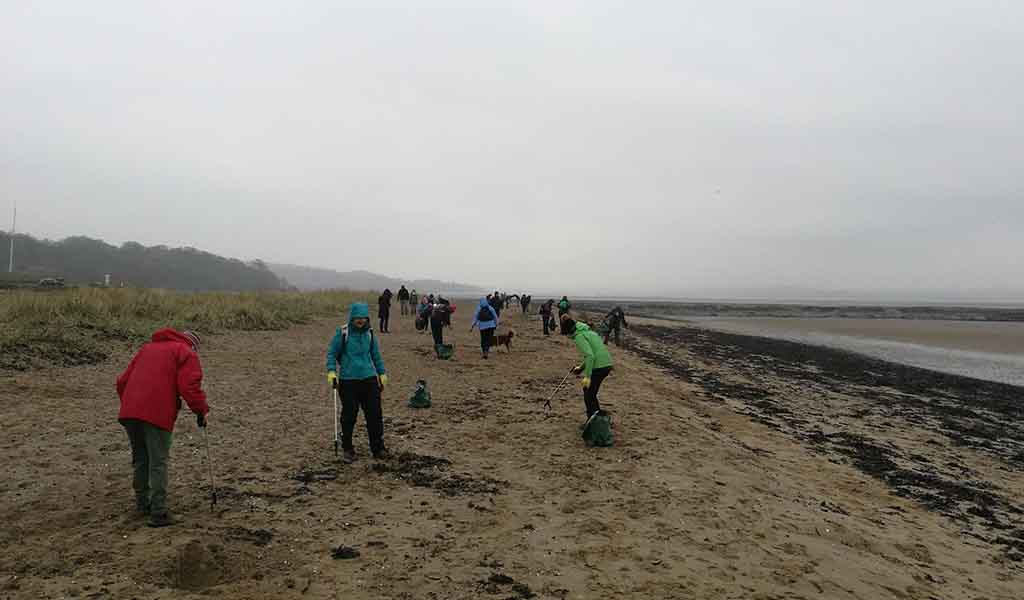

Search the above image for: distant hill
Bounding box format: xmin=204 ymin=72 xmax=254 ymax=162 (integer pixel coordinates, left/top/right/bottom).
xmin=269 ymin=263 xmax=483 ymax=295
xmin=1 ymin=232 xmax=284 ymax=291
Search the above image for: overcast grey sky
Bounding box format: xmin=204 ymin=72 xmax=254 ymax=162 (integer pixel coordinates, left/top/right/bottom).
xmin=2 ymin=1 xmax=1021 ymax=298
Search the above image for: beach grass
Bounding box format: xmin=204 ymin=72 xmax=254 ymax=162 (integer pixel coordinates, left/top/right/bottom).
xmin=0 ymin=287 xmax=369 ymax=370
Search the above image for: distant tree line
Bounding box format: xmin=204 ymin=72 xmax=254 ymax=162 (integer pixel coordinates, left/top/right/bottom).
xmin=0 ymin=232 xmax=285 ymax=291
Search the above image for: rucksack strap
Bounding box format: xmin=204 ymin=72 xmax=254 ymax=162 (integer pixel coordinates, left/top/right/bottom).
xmin=338 ymin=325 xmax=373 ymax=359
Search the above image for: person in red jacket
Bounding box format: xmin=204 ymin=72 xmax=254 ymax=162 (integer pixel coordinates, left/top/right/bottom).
xmin=116 ymin=329 xmax=209 ymax=527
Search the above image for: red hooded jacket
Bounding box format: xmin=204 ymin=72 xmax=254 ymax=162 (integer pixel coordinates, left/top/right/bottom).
xmin=117 ymin=329 xmax=209 ymax=432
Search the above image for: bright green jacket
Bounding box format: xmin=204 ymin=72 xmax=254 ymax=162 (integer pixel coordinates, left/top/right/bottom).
xmin=571 ymin=322 xmax=613 ymax=377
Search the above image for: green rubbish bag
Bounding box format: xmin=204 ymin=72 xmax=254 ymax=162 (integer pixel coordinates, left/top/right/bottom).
xmin=582 ymin=410 xmax=613 ymax=447
xmin=434 ymin=343 xmax=454 ymax=360
xmin=408 ymin=380 xmax=432 ymax=408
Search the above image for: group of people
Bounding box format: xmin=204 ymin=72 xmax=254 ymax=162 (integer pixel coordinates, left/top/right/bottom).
xmin=113 ymin=286 xmax=627 ymax=526
xmin=536 ymin=296 xmax=573 ymax=335
xmin=478 ymin=291 xmax=537 ymax=316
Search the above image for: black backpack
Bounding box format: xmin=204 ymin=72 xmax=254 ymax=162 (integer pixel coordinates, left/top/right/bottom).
xmin=477 ymin=305 xmax=493 ymax=322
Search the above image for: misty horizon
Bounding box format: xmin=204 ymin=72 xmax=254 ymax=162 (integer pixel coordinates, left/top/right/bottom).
xmin=3 ymin=2 xmax=1022 ymax=300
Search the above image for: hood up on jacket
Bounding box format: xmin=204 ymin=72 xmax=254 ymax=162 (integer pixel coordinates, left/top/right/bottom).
xmin=348 ymin=303 xmax=371 ymax=330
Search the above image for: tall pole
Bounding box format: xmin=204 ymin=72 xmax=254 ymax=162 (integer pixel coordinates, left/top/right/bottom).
xmin=7 ymin=200 xmax=14 ymax=273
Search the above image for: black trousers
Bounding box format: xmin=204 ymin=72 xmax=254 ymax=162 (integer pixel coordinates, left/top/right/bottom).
xmin=340 ymin=377 xmax=384 ymax=453
xmin=583 ymin=366 xmax=612 ymax=417
xmin=558 ymin=310 xmax=570 ymax=334
xmin=379 ymin=310 xmax=390 ymax=332
xmin=542 ymin=314 xmax=552 ymax=335
xmin=430 ymin=319 xmax=444 ymax=345
xmin=480 ymin=328 xmax=495 ymax=353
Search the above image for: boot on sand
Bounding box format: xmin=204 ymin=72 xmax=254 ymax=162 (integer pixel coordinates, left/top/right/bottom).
xmin=147 ymin=512 xmax=175 ymax=528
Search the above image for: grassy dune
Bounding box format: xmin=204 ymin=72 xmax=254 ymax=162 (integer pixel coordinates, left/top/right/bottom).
xmin=0 ymin=288 xmax=369 ymax=370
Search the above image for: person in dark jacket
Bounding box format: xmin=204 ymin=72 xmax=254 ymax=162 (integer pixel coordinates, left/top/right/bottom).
xmin=489 ymin=291 xmax=503 ymax=317
xmin=326 ymin=303 xmax=389 ymax=463
xmin=470 ymin=297 xmax=499 ymax=359
xmin=520 ymin=294 xmax=532 ymax=316
xmin=429 ymin=298 xmax=453 ymax=348
xmin=539 ymin=299 xmax=556 ymax=335
xmin=117 ymin=329 xmax=209 ymax=527
xmin=377 ymin=290 xmax=392 ymax=333
xmin=602 ymin=306 xmax=629 ymax=346
xmin=397 ymin=285 xmax=411 ymax=316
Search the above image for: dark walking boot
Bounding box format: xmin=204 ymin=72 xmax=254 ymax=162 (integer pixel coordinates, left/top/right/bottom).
xmin=342 ymin=449 xmax=357 ymax=464
xmin=372 ymin=448 xmax=391 ymax=461
xmin=147 ymin=512 xmax=175 ymax=528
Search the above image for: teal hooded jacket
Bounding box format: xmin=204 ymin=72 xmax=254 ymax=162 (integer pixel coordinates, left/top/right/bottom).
xmin=326 ymin=303 xmax=386 ymax=380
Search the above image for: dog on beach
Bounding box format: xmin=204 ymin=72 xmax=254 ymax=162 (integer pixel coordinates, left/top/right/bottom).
xmin=494 ymin=329 xmax=515 ymax=352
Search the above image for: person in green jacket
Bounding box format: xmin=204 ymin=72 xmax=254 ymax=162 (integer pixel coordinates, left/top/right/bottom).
xmin=557 ymin=296 xmax=572 ymax=334
xmin=562 ymin=315 xmax=613 ymax=417
xmin=326 ymin=303 xmax=389 ymax=463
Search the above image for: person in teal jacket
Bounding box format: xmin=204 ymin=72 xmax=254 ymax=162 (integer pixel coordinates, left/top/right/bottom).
xmin=562 ymin=315 xmax=613 ymax=417
xmin=326 ymin=303 xmax=389 ymax=463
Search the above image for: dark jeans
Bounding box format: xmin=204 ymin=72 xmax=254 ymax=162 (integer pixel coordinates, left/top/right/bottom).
xmin=430 ymin=319 xmax=444 ymax=345
xmin=583 ymin=366 xmax=612 ymax=417
xmin=558 ymin=310 xmax=570 ymax=334
xmin=480 ymin=327 xmax=495 ymax=354
xmin=542 ymin=314 xmax=552 ymax=335
xmin=379 ymin=311 xmax=390 ymax=332
xmin=340 ymin=377 xmax=385 ymax=454
xmin=120 ymin=418 xmax=173 ymax=515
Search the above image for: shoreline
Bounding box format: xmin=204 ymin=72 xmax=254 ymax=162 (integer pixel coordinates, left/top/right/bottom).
xmin=690 ymin=317 xmax=1024 ymax=387
xmin=575 ymin=300 xmax=1024 ymax=386
xmin=621 ymin=321 xmax=1024 ymax=561
xmin=575 ymin=299 xmax=1024 ymax=323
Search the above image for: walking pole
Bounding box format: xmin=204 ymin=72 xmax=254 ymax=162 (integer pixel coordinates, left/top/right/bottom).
xmin=201 ymin=425 xmax=217 ymax=510
xmin=544 ymin=368 xmax=575 ymax=411
xmin=332 ymin=386 xmax=340 ymax=456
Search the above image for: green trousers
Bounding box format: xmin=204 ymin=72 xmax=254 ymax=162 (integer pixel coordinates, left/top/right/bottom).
xmin=120 ymin=419 xmax=173 ymax=516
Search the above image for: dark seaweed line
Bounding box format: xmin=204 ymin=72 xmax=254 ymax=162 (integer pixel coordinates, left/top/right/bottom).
xmin=622 ymin=325 xmax=1024 ymax=561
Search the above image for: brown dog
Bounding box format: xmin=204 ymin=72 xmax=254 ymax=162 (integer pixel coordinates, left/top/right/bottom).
xmin=494 ymin=329 xmax=515 ymax=352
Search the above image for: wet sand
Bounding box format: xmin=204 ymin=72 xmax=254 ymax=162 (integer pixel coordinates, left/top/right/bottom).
xmin=693 ymin=318 xmax=1024 ymax=387
xmin=696 ymin=318 xmax=1024 ymax=355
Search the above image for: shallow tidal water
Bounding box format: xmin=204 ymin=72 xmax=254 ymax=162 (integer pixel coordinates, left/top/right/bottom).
xmin=690 ymin=317 xmax=1024 ymax=387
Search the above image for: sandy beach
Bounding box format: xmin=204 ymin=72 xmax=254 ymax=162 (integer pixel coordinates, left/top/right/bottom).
xmin=2 ymin=308 xmax=1022 ymax=598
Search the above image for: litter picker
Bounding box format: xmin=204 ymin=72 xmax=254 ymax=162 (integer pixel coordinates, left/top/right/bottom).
xmin=332 ymin=385 xmax=340 ymax=456
xmin=200 ymin=423 xmax=218 ymax=510
xmin=544 ymin=368 xmax=576 ymax=411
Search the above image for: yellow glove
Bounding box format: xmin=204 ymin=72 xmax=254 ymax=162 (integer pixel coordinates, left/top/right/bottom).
xmin=581 ymin=377 xmax=591 ymax=389
xmin=378 ymin=374 xmax=389 ymax=388
xmin=327 ymin=371 xmax=338 ymax=388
